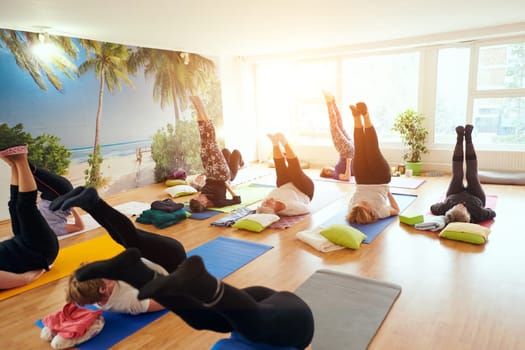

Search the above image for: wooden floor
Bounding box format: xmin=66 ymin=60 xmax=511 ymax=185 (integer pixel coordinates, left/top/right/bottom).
xmin=1 ymin=167 xmax=524 ymax=350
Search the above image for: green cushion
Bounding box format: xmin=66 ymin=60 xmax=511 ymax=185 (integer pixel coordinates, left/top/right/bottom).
xmin=399 ymin=213 xmax=424 ymax=225
xmin=164 ymin=184 xmax=197 ymax=198
xmin=439 ymin=222 xmax=491 ymax=244
xmin=320 ymin=224 xmax=367 ymax=249
xmin=232 ymin=214 xmax=280 ymax=233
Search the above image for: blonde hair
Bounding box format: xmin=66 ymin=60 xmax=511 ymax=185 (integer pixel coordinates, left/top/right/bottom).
xmin=445 ymin=205 xmax=471 ymax=223
xmin=66 ymin=273 xmax=105 ymax=305
xmin=347 ymin=204 xmax=378 ymax=225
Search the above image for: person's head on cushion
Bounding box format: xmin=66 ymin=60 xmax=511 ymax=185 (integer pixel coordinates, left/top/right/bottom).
xmin=445 ymin=203 xmax=471 ymax=223
xmin=347 ymin=200 xmax=378 ymax=224
xmin=67 ymin=273 xmax=114 ymax=306
xmin=257 ymin=197 xmax=285 ymax=215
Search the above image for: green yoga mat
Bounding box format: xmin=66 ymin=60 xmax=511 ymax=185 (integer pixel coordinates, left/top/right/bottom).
xmin=295 ymin=269 xmax=401 ymax=350
xmin=209 ymin=184 xmax=274 ymax=213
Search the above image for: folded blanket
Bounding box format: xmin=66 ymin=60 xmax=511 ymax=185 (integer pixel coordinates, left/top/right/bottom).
xmin=136 ymin=208 xmax=190 ymax=229
xmin=151 ymin=198 xmax=184 ymax=213
xmin=296 ymin=227 xmax=344 ymax=253
xmin=211 ymin=207 xmax=255 ymax=227
xmin=414 ymin=215 xmax=447 ymax=232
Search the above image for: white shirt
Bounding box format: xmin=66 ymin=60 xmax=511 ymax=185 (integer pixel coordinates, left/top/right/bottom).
xmin=266 ymin=182 xmax=311 ymax=216
xmin=349 ymin=184 xmax=391 ymax=219
xmin=97 ymin=258 xmax=168 ymax=315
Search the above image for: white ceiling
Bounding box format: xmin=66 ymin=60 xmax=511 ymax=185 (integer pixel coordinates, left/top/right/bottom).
xmin=1 ymin=0 xmax=524 ymax=57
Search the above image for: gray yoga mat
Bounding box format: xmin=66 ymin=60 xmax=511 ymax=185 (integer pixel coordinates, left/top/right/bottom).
xmin=295 ymin=269 xmax=401 ymax=350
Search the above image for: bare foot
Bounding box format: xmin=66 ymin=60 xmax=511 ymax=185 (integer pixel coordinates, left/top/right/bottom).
xmin=276 ymin=132 xmax=288 ymax=146
xmin=349 ymin=104 xmax=360 ymax=117
xmin=322 ymin=90 xmax=335 ymax=103
xmin=356 ymin=102 xmax=368 ymax=116
xmin=267 ymin=133 xmax=279 ymax=146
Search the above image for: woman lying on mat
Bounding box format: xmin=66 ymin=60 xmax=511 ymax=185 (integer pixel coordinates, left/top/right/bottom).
xmin=50 ymin=186 xmax=187 ymax=314
xmin=257 ymin=133 xmax=315 ymax=216
xmin=320 ymin=91 xmax=354 ymax=181
xmin=74 ymin=249 xmax=315 ymax=349
xmin=188 ymin=96 xmax=243 ymax=213
xmin=31 ymin=162 xmax=84 ymax=237
xmin=430 ymin=125 xmax=496 ymax=223
xmin=0 ymin=145 xmax=59 ymax=289
xmin=347 ymin=102 xmax=399 ymax=225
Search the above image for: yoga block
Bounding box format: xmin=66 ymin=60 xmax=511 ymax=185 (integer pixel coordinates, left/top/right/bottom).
xmin=399 ymin=213 xmax=424 ymax=225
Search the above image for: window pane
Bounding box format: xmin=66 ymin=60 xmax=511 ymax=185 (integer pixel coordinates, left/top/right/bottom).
xmin=341 ymin=52 xmax=420 ymax=140
xmin=477 ymin=43 xmax=525 ymax=90
xmin=293 ymin=60 xmax=337 ymax=141
xmin=472 ymin=97 xmax=525 ymax=145
xmin=434 ymin=47 xmax=470 ymax=144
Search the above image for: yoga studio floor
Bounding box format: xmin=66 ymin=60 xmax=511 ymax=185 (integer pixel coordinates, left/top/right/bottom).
xmin=1 ymin=166 xmax=524 ymax=350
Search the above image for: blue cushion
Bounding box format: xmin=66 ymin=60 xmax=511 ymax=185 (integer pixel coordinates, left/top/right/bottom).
xmin=210 ymin=332 xmax=299 ymax=350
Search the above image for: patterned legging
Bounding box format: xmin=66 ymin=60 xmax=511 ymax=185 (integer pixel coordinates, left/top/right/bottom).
xmin=198 ymin=120 xmax=230 ymax=182
xmin=326 ymin=98 xmax=354 ymax=159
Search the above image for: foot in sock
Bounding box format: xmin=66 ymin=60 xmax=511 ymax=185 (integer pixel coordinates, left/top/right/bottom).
xmin=456 ymin=125 xmax=465 ymax=141
xmin=50 ymin=186 xmax=85 ymax=211
xmin=61 ymin=186 xmax=100 ymax=211
xmin=138 ymin=255 xmax=220 ymax=304
xmin=75 ymin=248 xmax=147 ymax=284
xmin=464 ymin=124 xmax=474 ymax=142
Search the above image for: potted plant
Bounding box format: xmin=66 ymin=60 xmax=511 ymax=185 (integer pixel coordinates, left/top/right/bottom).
xmin=391 ymin=109 xmax=429 ymax=175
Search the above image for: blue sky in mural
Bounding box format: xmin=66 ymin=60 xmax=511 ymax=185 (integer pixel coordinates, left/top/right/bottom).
xmin=0 ymin=42 xmax=174 ymax=149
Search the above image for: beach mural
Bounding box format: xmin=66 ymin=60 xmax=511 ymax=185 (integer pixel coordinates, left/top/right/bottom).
xmin=0 ymin=29 xmax=223 ymax=220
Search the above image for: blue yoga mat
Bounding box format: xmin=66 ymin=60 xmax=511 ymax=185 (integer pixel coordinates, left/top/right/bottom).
xmin=183 ymin=206 xmax=222 ymax=220
xmin=322 ymin=193 xmax=417 ymax=243
xmin=36 ymin=236 xmax=273 ymax=350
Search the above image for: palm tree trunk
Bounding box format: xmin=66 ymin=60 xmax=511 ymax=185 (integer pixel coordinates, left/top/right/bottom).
xmin=172 ymin=82 xmax=180 ymax=123
xmin=94 ymin=72 xmax=105 ymax=153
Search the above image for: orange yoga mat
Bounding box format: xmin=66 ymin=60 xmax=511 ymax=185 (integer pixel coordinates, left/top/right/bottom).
xmin=0 ymin=234 xmax=124 ymax=301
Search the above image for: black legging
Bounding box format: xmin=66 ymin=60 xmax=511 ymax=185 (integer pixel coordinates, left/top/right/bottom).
xmin=85 ymin=199 xmax=187 ymax=273
xmin=447 ymin=135 xmax=486 ymax=205
xmin=115 ymin=259 xmax=314 ymax=349
xmin=0 ymin=187 xmax=58 ymax=273
xmin=221 ymin=148 xmax=243 ymax=182
xmin=352 ymin=126 xmax=391 ymax=184
xmin=31 ymin=163 xmax=73 ymax=201
xmin=274 ymin=157 xmax=314 ymax=201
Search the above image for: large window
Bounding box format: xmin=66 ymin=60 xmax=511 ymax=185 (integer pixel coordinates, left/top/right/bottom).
xmin=255 ymin=52 xmax=420 ymax=144
xmin=435 ymin=41 xmax=525 ymax=148
xmin=341 ymin=52 xmax=419 ymax=140
xmin=254 ymin=35 xmax=525 ymax=159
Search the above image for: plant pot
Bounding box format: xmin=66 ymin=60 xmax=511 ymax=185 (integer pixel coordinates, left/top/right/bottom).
xmin=405 ymin=161 xmax=422 ymax=176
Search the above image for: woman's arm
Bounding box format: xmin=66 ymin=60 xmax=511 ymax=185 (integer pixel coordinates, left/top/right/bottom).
xmin=387 ymin=191 xmax=400 ymax=216
xmin=0 ymin=269 xmax=45 ymax=289
xmin=66 ymin=208 xmax=85 ymax=233
xmin=146 ymin=299 xmax=165 ymax=312
xmin=225 ymin=182 xmax=237 ymax=198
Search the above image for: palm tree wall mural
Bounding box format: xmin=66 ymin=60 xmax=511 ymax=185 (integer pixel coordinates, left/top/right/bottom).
xmin=128 ymin=48 xmax=215 ymax=123
xmin=78 ymin=41 xmax=134 ymax=187
xmin=0 ymin=28 xmax=222 ymax=210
